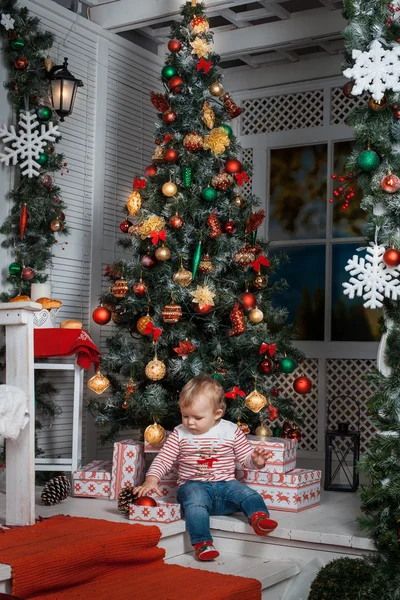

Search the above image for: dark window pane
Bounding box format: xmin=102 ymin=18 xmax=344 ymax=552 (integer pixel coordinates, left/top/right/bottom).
xmin=332 ymin=141 xmax=367 ymax=238
xmin=272 ymin=245 xmax=325 ymax=341
xmin=331 ymin=243 xmax=381 ymax=341
xmin=269 ymin=145 xmax=327 ymax=241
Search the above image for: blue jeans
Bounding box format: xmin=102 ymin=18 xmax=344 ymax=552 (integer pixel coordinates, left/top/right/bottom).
xmin=177 ymin=480 xmax=270 ymax=545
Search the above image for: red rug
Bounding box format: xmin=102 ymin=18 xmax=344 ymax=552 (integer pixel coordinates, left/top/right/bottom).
xmin=0 ymin=516 xmax=261 ymax=600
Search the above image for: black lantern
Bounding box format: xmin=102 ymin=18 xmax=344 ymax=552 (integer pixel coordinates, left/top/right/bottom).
xmin=324 ymin=396 xmax=360 ymax=492
xmin=48 ymin=58 xmax=83 ymax=121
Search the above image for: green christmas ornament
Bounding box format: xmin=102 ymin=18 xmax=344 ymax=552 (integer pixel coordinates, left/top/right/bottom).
xmin=37 ymin=106 xmax=52 ymax=121
xmin=212 ymin=372 xmax=224 ymax=383
xmin=357 ymin=149 xmax=380 ymax=172
xmin=202 ymin=186 xmax=217 ymax=202
xmin=251 ymin=231 xmax=257 ymax=246
xmin=220 ymin=124 xmax=233 ymax=139
xmin=11 ymin=37 xmax=25 ymax=50
xmin=182 ymin=166 xmax=192 ymax=188
xmin=272 ymin=425 xmax=282 ymax=438
xmin=279 ymin=356 xmax=297 ymax=374
xmin=37 ymin=153 xmax=48 ymax=166
xmin=162 ymin=65 xmax=177 ymax=80
xmin=8 ymin=262 xmax=22 ymax=275
xmin=192 ymin=239 xmax=202 ymax=279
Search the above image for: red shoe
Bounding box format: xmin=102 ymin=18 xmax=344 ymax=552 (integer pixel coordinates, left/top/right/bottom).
xmin=250 ymin=512 xmax=278 ymax=536
xmin=194 ymin=541 xmax=220 ymax=561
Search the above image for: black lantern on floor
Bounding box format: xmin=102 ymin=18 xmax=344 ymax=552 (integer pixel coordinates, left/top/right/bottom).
xmin=47 ymin=57 xmax=83 ymax=121
xmin=324 ymin=395 xmax=361 ymax=492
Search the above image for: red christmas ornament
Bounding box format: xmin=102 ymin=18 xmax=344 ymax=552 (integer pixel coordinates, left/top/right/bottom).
xmin=169 ymin=213 xmax=184 ymax=230
xmin=119 ymin=219 xmax=133 ymax=233
xmin=222 ymin=93 xmax=243 ymax=118
xmin=134 ymin=496 xmax=157 ymax=507
xmin=293 ymin=376 xmax=312 ymax=394
xmin=141 ymin=255 xmax=156 ymax=268
xmin=224 ymin=159 xmax=242 ymax=174
xmin=207 ymin=211 xmax=222 ymax=239
xmin=383 ymin=248 xmax=400 ymax=267
xmin=168 ymin=39 xmax=182 ymax=53
xmin=19 ymin=203 xmax=28 ymax=239
xmin=241 ymin=291 xmax=256 ymax=311
xmin=287 ymin=427 xmax=302 ymax=441
xmin=194 ymin=303 xmax=214 ymax=315
xmin=342 ymin=81 xmax=354 ymax=98
xmin=168 ymin=75 xmax=184 ymax=93
xmin=282 ymin=420 xmax=292 ymax=433
xmin=163 ymin=109 xmax=177 ymax=124
xmin=259 ymin=357 xmax=274 ymax=374
xmin=21 ymin=266 xmax=34 ymax=281
xmin=229 ymin=301 xmax=245 ymax=336
xmin=150 ymin=92 xmax=169 ymax=113
xmin=92 ymin=306 xmax=112 ymax=325
xmin=133 ymin=279 xmax=148 ymax=297
xmin=267 ymin=405 xmax=279 ymax=422
xmin=381 ymin=173 xmax=400 ymax=193
xmin=144 ymin=164 xmax=157 ymax=177
xmin=224 ymin=220 xmax=237 ymax=235
xmin=164 ymin=148 xmax=179 ymax=163
xmin=14 ymin=56 xmax=28 ymax=70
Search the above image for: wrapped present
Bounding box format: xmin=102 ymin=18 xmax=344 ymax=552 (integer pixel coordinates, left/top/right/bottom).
xmin=144 ymin=431 xmax=171 ymax=453
xmin=129 ymin=501 xmax=181 ymax=524
xmin=73 ymin=460 xmax=112 ymax=498
xmin=236 ymin=468 xmax=321 ymax=512
xmin=146 ymin=463 xmax=179 ymax=503
xmin=240 ymin=436 xmax=298 ymax=473
xmin=110 ymin=440 xmax=146 ymax=500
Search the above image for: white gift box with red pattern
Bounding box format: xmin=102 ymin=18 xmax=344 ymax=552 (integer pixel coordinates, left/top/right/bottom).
xmin=73 ymin=460 xmax=112 ymax=498
xmin=148 ymin=464 xmax=179 ymax=503
xmin=239 ymin=436 xmax=298 ymax=473
xmin=110 ymin=440 xmax=146 ymax=500
xmin=129 ymin=501 xmax=181 ymax=524
xmin=236 ymin=468 xmax=321 ymax=512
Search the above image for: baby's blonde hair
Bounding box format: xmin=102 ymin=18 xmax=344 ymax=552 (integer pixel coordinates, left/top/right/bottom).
xmin=180 ymin=375 xmax=226 ymax=415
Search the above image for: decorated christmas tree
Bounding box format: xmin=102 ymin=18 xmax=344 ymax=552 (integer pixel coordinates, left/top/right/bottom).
xmin=90 ymin=0 xmax=308 ymax=445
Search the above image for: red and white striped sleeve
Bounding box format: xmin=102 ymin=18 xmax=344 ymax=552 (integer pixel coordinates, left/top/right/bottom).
xmin=234 ymin=427 xmax=257 ymax=470
xmin=146 ymin=428 xmax=180 ymax=481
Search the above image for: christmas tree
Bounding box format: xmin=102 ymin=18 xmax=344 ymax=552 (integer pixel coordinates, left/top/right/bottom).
xmin=90 ymin=0 xmax=307 ymax=445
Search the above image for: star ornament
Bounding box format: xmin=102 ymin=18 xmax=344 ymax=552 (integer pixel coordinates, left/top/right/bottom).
xmin=1 ymin=14 xmax=15 ymax=30
xmin=190 ymin=37 xmax=211 ymax=59
xmin=190 ymin=285 xmax=216 ymax=309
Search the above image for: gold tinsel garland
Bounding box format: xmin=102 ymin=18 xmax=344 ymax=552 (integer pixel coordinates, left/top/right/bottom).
xmin=203 ymin=127 xmax=230 ymax=155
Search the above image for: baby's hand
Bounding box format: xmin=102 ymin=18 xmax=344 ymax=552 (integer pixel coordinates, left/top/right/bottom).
xmin=133 ymin=477 xmax=162 ymax=498
xmin=251 ymin=446 xmax=274 ymax=468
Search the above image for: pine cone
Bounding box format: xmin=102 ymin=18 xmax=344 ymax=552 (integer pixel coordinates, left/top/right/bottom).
xmin=41 ymin=475 xmax=71 ymax=506
xmin=118 ymin=485 xmax=137 ymax=515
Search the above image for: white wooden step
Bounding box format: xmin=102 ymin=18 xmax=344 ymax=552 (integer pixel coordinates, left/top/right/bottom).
xmin=165 ymin=551 xmax=300 ymax=590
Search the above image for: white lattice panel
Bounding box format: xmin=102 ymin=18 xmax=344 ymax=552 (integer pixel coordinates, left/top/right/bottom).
xmin=241 ymin=148 xmax=253 ymax=195
xmin=326 ymin=359 xmax=377 ymax=453
xmin=275 ymin=359 xmax=319 ymax=451
xmin=330 ymin=87 xmax=370 ymax=125
xmin=241 ymin=90 xmax=324 ymax=135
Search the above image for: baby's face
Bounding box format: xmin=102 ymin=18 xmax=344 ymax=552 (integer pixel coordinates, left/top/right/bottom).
xmin=180 ymin=396 xmax=223 ymax=435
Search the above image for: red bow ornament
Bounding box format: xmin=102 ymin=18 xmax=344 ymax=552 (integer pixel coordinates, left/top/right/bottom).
xmin=134 ymin=178 xmax=146 ymax=190
xmin=235 ymin=171 xmax=249 ymax=187
xmin=251 ymin=255 xmax=270 ymax=272
xmin=259 ymin=343 xmax=277 ymax=357
xmin=197 ymin=58 xmax=212 ymax=73
xmin=143 ymin=322 xmax=163 ymax=342
xmin=267 ymin=404 xmax=279 ymax=422
xmin=225 ymin=386 xmax=246 ymax=399
xmin=149 ymin=229 xmax=167 ymax=245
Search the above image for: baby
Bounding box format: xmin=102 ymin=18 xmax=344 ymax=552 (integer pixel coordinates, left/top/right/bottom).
xmin=134 ymin=375 xmax=278 ymax=561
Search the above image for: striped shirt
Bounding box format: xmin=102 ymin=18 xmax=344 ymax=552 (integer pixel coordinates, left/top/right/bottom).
xmin=147 ymin=419 xmax=258 ymax=486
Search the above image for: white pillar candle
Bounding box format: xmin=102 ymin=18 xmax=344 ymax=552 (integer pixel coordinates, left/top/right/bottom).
xmin=30 ymin=282 xmax=52 ymax=301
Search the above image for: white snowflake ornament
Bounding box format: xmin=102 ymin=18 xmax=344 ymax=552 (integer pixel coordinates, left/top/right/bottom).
xmin=0 ymin=14 xmax=14 ymax=30
xmin=343 ymin=243 xmax=400 ymax=309
xmin=0 ymin=110 xmax=60 ymax=178
xmin=343 ymin=39 xmax=400 ymax=102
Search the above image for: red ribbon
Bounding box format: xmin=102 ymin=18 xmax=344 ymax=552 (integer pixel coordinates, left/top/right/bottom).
xmin=259 ymin=343 xmax=277 ymax=357
xmin=134 ymin=178 xmax=146 ymax=190
xmin=197 ymin=457 xmax=218 ymax=468
xmin=143 ymin=322 xmax=163 ymax=342
xmin=197 ymin=58 xmax=212 ymax=73
xmin=235 ymin=171 xmax=249 ymax=186
xmin=225 ymin=385 xmax=246 ymax=399
xmin=149 ymin=229 xmax=167 ymax=245
xmin=251 ymin=255 xmax=270 ymax=271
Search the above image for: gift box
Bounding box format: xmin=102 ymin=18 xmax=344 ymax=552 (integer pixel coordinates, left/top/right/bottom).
xmin=236 ymin=468 xmax=321 ymax=512
xmin=144 ymin=431 xmax=171 ymax=453
xmin=240 ymin=436 xmax=298 ymax=473
xmin=73 ymin=460 xmax=112 ymax=498
xmin=148 ymin=464 xmax=179 ymax=503
xmin=110 ymin=440 xmax=146 ymax=500
xmin=129 ymin=501 xmax=181 ymax=524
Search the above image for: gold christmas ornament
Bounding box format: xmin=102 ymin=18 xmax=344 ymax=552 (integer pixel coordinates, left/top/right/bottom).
xmin=202 ymin=102 xmax=215 ymax=129
xmin=183 ymin=132 xmax=203 ymax=152
xmin=203 ymin=127 xmax=230 ymax=155
xmin=144 ymin=422 xmax=166 ymax=446
xmin=245 ymin=389 xmax=267 ymax=413
xmin=255 ymin=424 xmax=272 ymax=437
xmin=233 ymin=243 xmax=260 ymax=268
xmin=198 ymin=254 xmax=215 ymax=273
xmin=190 ymin=37 xmax=211 ymax=58
xmin=87 ymin=370 xmax=110 ymax=395
xmin=44 ymin=55 xmax=54 ymax=72
xmin=190 ymin=285 xmax=216 ymax=309
xmin=138 ymin=215 xmax=166 ymax=239
xmin=162 ymin=181 xmax=177 ymax=197
xmin=369 ymin=96 xmax=388 ymax=111
xmin=190 ymin=16 xmax=209 ymax=34
xmin=248 ymin=307 xmax=264 ymax=323
xmin=127 ymin=190 xmax=142 ymax=216
xmin=112 ymin=278 xmax=129 ymax=298
xmin=162 ymin=301 xmax=182 ymax=324
xmin=211 ymin=172 xmax=234 ymax=190
xmin=254 ymin=274 xmax=268 ymax=289
xmin=155 ymin=245 xmax=171 ymax=261
xmin=137 ymin=314 xmax=153 ymax=334
xmin=145 ymin=356 xmax=166 ymax=380
xmin=173 ymin=256 xmax=193 ymax=288
xmin=152 ymin=145 xmax=164 ymax=162
xmin=210 ymin=81 xmax=224 ymax=97
xmin=232 ymin=193 xmax=245 ymax=208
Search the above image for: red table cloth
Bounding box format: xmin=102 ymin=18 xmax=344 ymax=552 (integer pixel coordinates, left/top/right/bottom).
xmin=34 ymin=329 xmax=101 ymax=370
